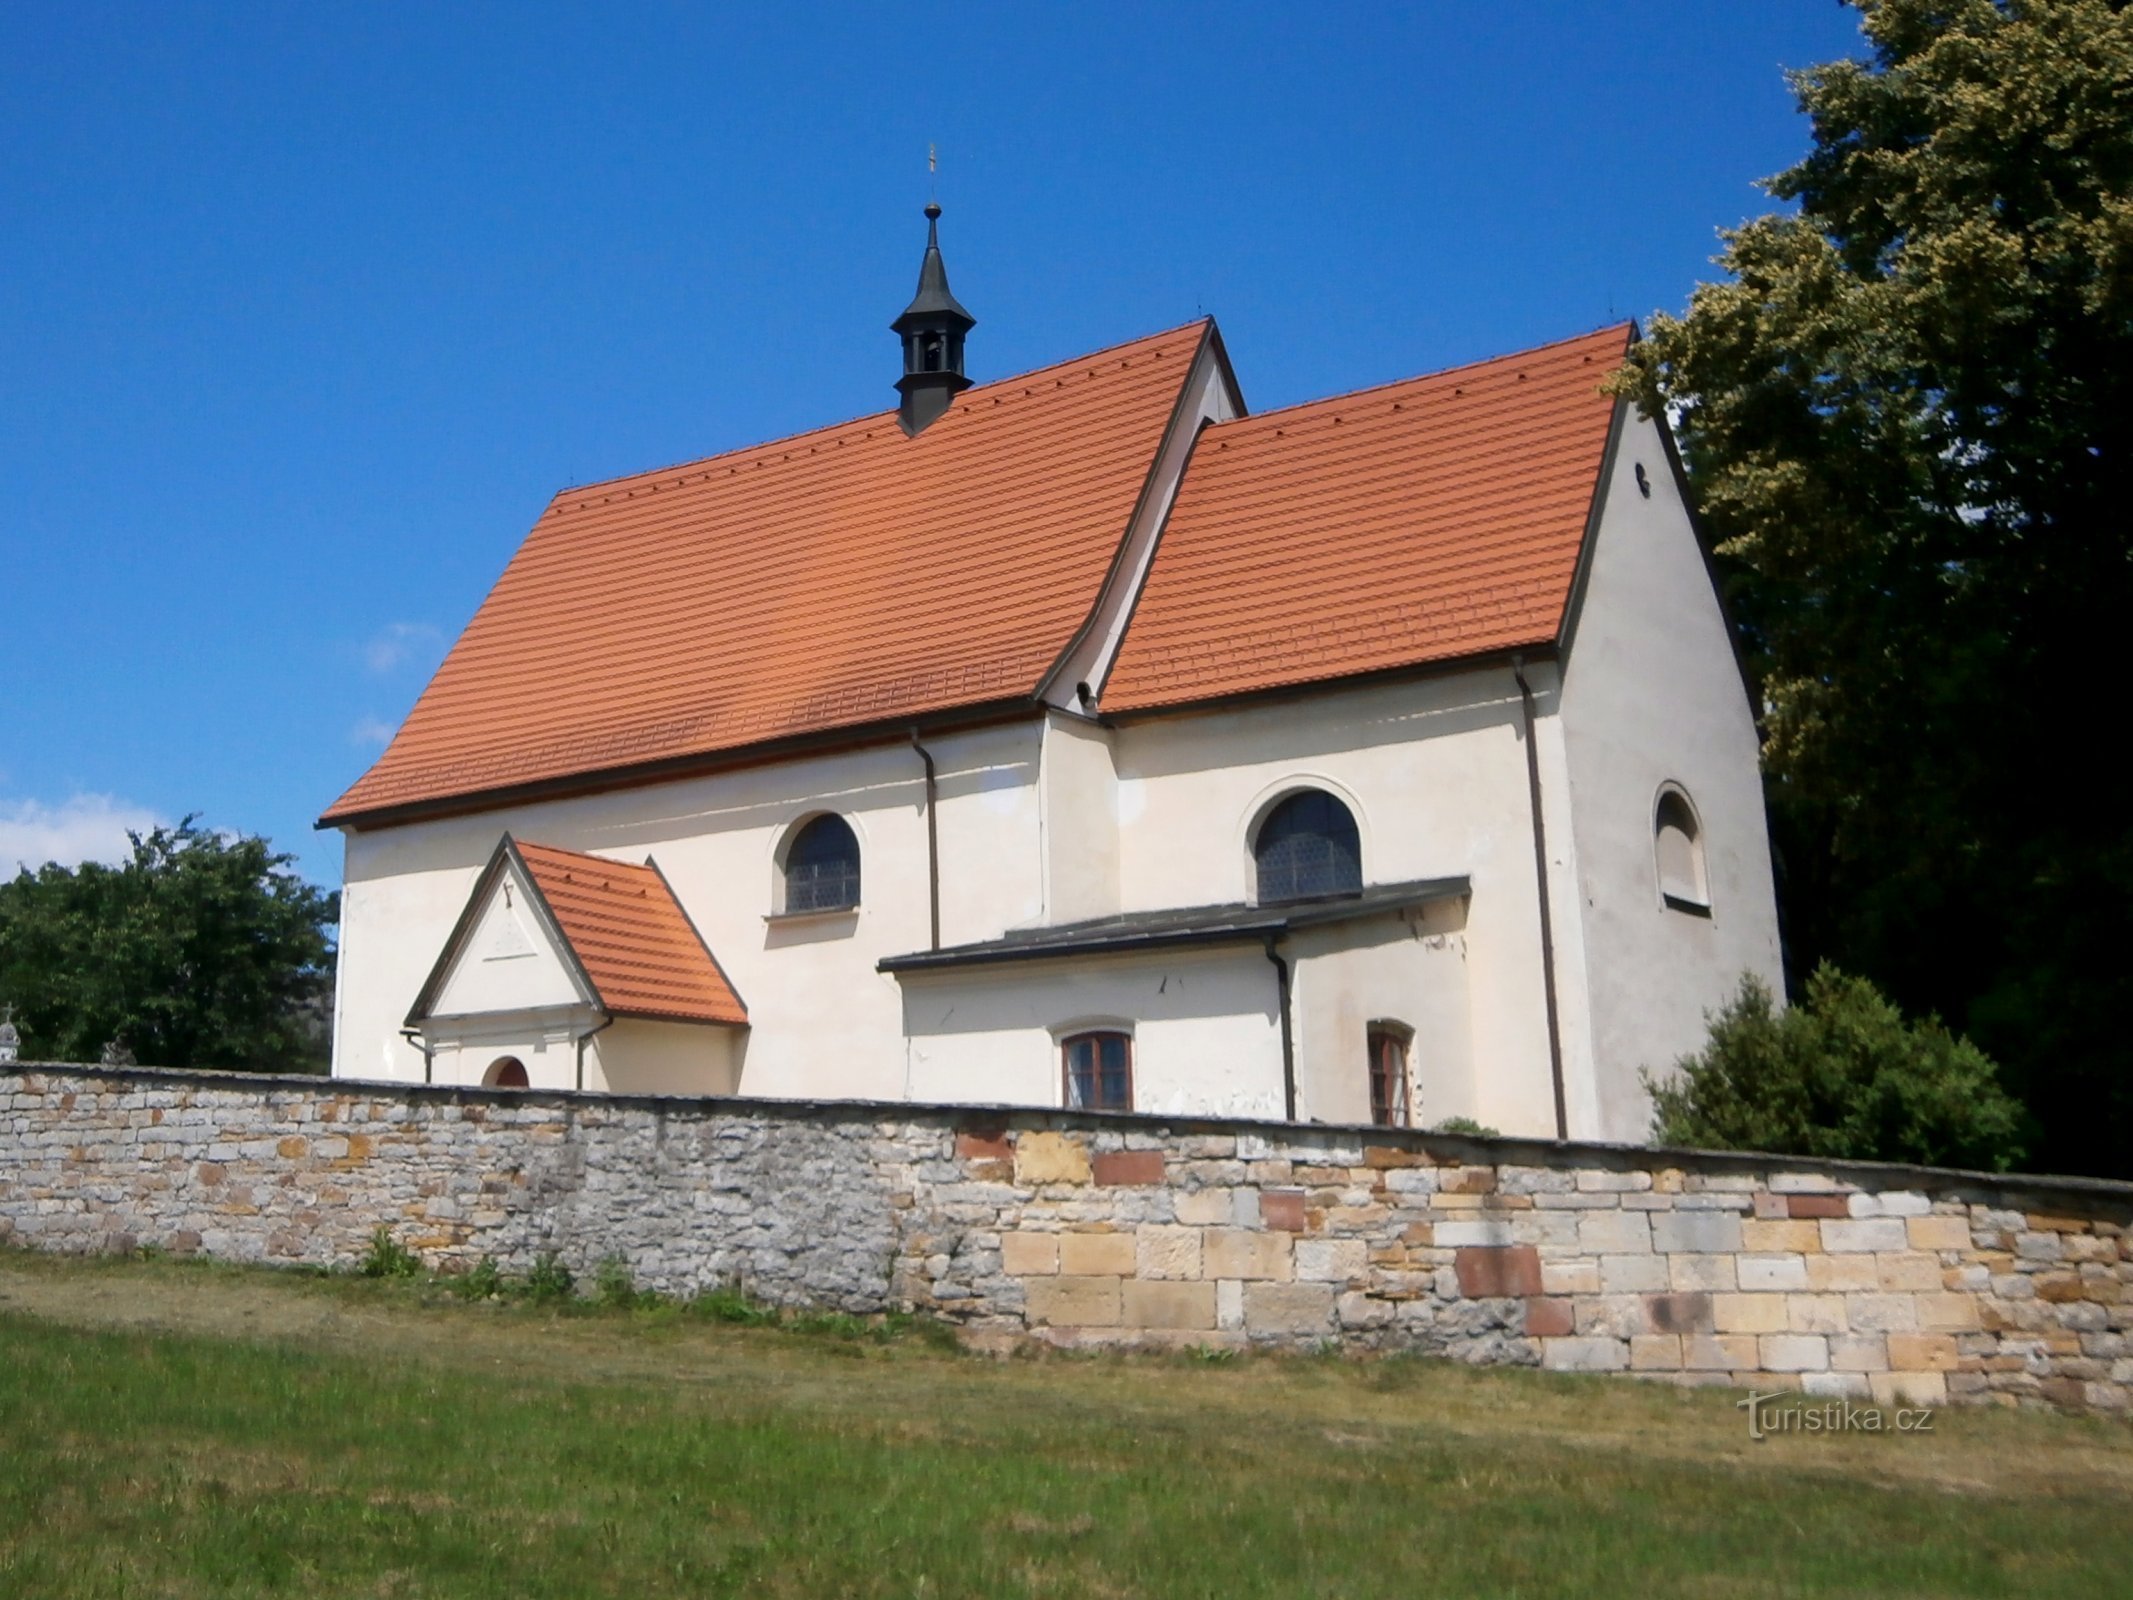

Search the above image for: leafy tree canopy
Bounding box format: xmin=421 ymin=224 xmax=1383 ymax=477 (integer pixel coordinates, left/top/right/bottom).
xmin=1614 ymin=0 xmax=2133 ymax=1177
xmin=0 ymin=820 xmax=337 ymax=1072
xmin=1649 ymin=966 xmax=2027 ymax=1172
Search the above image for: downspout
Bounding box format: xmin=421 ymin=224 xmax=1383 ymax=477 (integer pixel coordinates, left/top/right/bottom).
xmin=575 ymin=1012 xmax=614 ymax=1092
xmin=1511 ymin=655 xmax=1570 ymax=1141
xmin=400 ymin=1027 xmax=434 ymax=1085
xmin=1263 ymin=933 xmax=1297 ymax=1122
xmin=910 ymin=729 xmax=941 ymax=950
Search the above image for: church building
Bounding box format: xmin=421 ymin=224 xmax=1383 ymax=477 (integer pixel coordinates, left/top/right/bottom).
xmin=322 ymin=206 xmax=1782 ymax=1143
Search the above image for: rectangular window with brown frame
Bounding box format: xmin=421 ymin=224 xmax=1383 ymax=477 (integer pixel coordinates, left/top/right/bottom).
xmin=1062 ymin=1030 xmax=1133 ymax=1112
xmin=1367 ymin=1024 xmax=1411 ymax=1128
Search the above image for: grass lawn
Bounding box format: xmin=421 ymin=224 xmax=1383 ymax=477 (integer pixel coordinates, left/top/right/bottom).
xmin=2 ymin=1249 xmax=2130 ymax=1598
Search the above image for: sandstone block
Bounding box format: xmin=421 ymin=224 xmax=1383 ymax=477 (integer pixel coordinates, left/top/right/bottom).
xmin=1174 ymin=1189 xmax=1234 ymax=1226
xmin=1785 ymin=1293 xmax=1848 ymax=1335
xmin=1203 ymin=1228 xmax=1293 ymax=1282
xmin=1760 ymin=1334 xmax=1830 ymax=1372
xmin=1830 ymin=1333 xmax=1888 ymax=1372
xmin=1542 ymin=1336 xmax=1627 ymax=1373
xmin=1786 ymin=1194 xmax=1849 ymax=1219
xmin=1875 ymin=1252 xmax=1942 ymax=1292
xmin=1652 ymin=1212 xmax=1742 ymax=1255
xmin=1122 ymin=1279 xmax=1217 ymax=1331
xmin=1914 ymin=1293 xmax=1980 ymax=1332
xmin=1576 ymin=1169 xmax=1649 ymax=1193
xmin=1295 ymin=1237 xmax=1368 ymax=1283
xmin=1260 ymin=1190 xmax=1306 ymax=1232
xmin=1683 ymin=1333 xmax=1759 ymax=1371
xmin=1804 ymin=1253 xmax=1879 ymax=1292
xmin=1092 ymin=1150 xmax=1164 ymax=1187
xmin=1712 ymin=1293 xmax=1787 ymax=1334
xmin=1215 ymin=1278 xmax=1245 ymax=1331
xmin=1135 ymin=1224 xmax=1202 ymax=1281
xmin=1846 ymin=1294 xmax=1918 ymax=1333
xmin=1541 ymin=1259 xmax=1600 ymax=1296
xmin=1243 ymin=1282 xmax=1336 ymax=1337
xmin=1576 ymin=1211 xmax=1651 ymax=1254
xmin=1454 ymin=1245 xmax=1542 ymax=1298
xmin=1643 ymin=1291 xmax=1711 ymax=1335
xmin=1901 ymin=1213 xmax=1971 ymax=1253
xmin=1668 ymin=1253 xmax=1738 ymax=1293
xmin=1599 ymin=1253 xmax=1669 ymax=1294
xmin=1739 ymin=1254 xmax=1809 ymax=1292
xmin=1821 ymin=1218 xmax=1907 ymax=1254
xmin=1886 ymin=1333 xmax=1960 ymax=1373
xmin=1769 ymin=1172 xmax=1841 ymax=1194
xmin=954 ymin=1129 xmax=1012 ymax=1162
xmin=1059 ymin=1232 xmax=1137 ymax=1277
xmin=1525 ymin=1296 xmax=1574 ymax=1337
xmin=1870 ymin=1370 xmax=1947 ymax=1408
xmin=1743 ymin=1219 xmax=1820 ymax=1254
xmin=1574 ymin=1294 xmax=1648 ymax=1339
xmin=1014 ymin=1132 xmax=1090 ymax=1186
xmin=1630 ymin=1334 xmax=1684 ymax=1371
xmin=1024 ymin=1275 xmax=1121 ymax=1328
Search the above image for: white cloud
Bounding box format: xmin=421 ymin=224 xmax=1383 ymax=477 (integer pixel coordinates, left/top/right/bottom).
xmin=349 ymin=716 xmax=396 ymax=748
xmin=363 ymin=621 xmax=443 ymax=675
xmin=0 ymin=794 xmax=169 ymax=873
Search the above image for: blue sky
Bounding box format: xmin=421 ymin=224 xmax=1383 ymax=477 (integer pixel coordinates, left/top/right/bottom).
xmin=0 ymin=1 xmax=1866 ymax=892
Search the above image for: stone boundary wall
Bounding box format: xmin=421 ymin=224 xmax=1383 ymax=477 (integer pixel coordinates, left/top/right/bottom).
xmin=4 ymin=1063 xmax=2131 ymax=1413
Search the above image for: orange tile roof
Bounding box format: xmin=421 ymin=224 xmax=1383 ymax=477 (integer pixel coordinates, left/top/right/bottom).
xmin=1101 ymin=324 xmax=1633 ymax=713
xmin=324 ymin=323 xmax=1210 ymax=825
xmin=511 ymin=840 xmax=746 ymax=1025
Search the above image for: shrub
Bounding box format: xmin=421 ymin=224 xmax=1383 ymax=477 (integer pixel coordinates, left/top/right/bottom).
xmin=1646 ymin=966 xmax=2027 ymax=1172
xmin=525 ymin=1252 xmax=575 ymax=1303
xmin=594 ymin=1255 xmax=646 ymax=1310
xmin=1431 ymin=1116 xmax=1500 ymax=1138
xmin=357 ymin=1227 xmax=421 ymax=1279
xmin=690 ymin=1283 xmax=779 ymax=1326
xmin=453 ymin=1257 xmax=503 ymax=1301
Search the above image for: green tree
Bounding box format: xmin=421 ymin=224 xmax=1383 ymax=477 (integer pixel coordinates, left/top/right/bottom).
xmin=1649 ymin=967 xmax=2027 ymax=1172
xmin=1614 ymin=0 xmax=2133 ymax=1177
xmin=0 ymin=820 xmax=337 ymax=1072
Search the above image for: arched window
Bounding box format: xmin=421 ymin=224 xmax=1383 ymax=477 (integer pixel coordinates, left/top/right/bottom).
xmin=1367 ymin=1023 xmax=1412 ymax=1128
xmin=1655 ymin=788 xmax=1708 ymax=912
xmin=485 ymin=1056 xmax=528 ymax=1088
xmin=784 ymin=814 xmax=861 ymax=913
xmin=1254 ymin=790 xmax=1362 ymax=902
xmin=1061 ymin=1030 xmax=1132 ymax=1112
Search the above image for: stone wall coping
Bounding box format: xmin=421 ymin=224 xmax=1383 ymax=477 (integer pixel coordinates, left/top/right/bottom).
xmin=9 ymin=1060 xmax=2130 ymax=1216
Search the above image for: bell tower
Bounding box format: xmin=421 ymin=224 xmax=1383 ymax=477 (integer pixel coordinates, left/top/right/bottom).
xmin=892 ymin=201 xmax=975 ymax=436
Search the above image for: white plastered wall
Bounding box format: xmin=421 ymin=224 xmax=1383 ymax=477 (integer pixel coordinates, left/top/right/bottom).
xmin=895 ymin=944 xmax=1285 ymax=1117
xmin=1556 ymin=407 xmax=1784 ymax=1141
xmin=1287 ymin=899 xmax=1474 ymax=1127
xmin=1108 ymin=671 xmax=1562 ymax=1138
xmin=333 ymin=720 xmax=1048 ymax=1098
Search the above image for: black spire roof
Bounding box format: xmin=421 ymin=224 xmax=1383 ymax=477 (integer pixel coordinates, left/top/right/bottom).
xmin=894 ymin=202 xmax=974 ymax=329
xmin=892 ymin=201 xmax=975 ymax=435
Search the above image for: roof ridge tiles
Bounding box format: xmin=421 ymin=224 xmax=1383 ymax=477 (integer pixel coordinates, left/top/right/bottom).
xmin=541 ymin=320 xmax=1209 ymax=505
xmin=1204 ymin=323 xmax=1630 ymax=437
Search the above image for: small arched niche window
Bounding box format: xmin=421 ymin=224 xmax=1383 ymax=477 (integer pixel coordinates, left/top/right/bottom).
xmin=1655 ymin=787 xmax=1709 ymax=913
xmin=1062 ymin=1030 xmax=1132 ymax=1112
xmin=1366 ymin=1023 xmax=1412 ymax=1129
xmin=783 ymin=814 xmax=861 ymax=914
xmin=485 ymin=1056 xmax=528 ymax=1088
xmin=1254 ymin=789 xmax=1362 ymax=903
